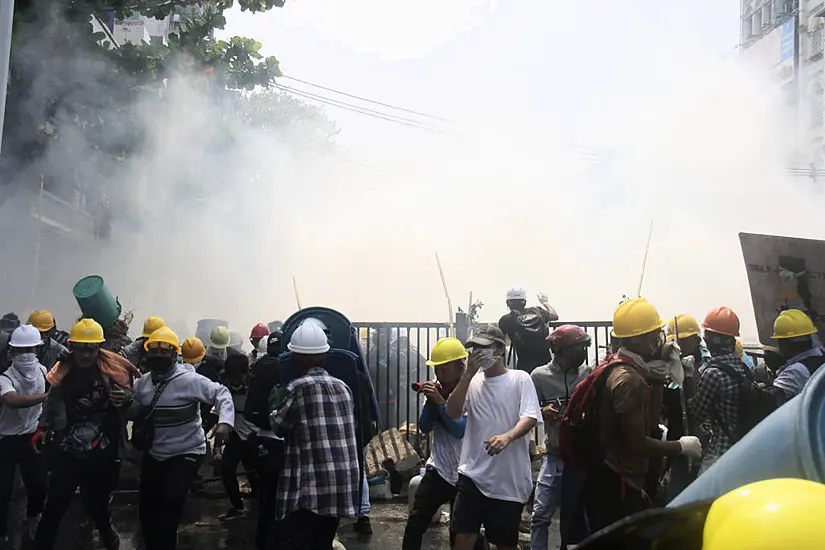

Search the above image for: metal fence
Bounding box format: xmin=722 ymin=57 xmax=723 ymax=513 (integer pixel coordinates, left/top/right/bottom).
xmin=353 ymin=320 xmax=613 ymax=457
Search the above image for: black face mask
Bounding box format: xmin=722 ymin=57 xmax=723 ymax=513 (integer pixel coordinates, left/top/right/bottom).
xmin=145 ymin=356 xmax=175 ymax=375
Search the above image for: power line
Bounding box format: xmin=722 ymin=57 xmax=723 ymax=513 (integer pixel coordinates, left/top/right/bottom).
xmin=277 ymin=137 xmax=403 ymax=176
xmin=275 ymin=84 xmax=455 ymax=136
xmin=279 ymin=75 xmax=457 ymax=124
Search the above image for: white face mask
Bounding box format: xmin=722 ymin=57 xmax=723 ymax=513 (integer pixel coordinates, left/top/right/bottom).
xmin=475 ymin=348 xmax=497 ymax=370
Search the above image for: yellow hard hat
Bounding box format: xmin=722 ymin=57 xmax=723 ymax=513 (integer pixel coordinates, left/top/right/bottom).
xmin=68 ymin=318 xmax=105 ymax=344
xmin=144 ymin=327 xmax=181 ymax=353
xmin=181 ymin=337 xmax=206 ymax=364
xmin=611 ymin=298 xmax=665 ymax=339
xmin=667 ymin=314 xmax=700 ymax=340
xmin=27 ymin=310 xmax=55 ymax=332
xmin=426 ymin=337 xmax=469 ymax=366
xmin=209 ymin=326 xmax=231 ymax=349
xmin=142 ymin=316 xmax=166 ymax=338
xmin=703 ymin=478 xmax=825 ymax=550
xmin=772 ymin=309 xmax=818 ymax=339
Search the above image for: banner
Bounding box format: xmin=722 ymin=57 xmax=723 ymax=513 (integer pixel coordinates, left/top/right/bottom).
xmin=740 ymin=232 xmax=825 ymax=345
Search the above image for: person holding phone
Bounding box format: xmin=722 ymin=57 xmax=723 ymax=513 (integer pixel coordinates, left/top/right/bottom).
xmin=530 ymin=325 xmax=592 ymax=550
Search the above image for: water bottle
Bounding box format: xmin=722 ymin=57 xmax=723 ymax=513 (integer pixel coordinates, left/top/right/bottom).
xmin=408 ymin=467 xmax=443 ymax=524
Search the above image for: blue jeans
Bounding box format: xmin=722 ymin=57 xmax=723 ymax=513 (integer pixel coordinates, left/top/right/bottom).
xmin=531 ymin=453 xmax=563 ymax=550
xmin=359 ymin=449 xmax=370 ymax=517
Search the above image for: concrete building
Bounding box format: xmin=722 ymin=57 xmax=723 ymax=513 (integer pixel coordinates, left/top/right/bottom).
xmin=113 ymin=6 xmax=209 ymax=47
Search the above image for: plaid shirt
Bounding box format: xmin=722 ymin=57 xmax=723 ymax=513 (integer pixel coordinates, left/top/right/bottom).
xmin=270 ymin=367 xmax=360 ymax=520
xmin=690 ymin=353 xmax=747 ymax=458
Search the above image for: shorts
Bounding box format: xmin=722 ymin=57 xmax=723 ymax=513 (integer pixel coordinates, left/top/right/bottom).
xmin=451 ymin=474 xmax=524 ymax=547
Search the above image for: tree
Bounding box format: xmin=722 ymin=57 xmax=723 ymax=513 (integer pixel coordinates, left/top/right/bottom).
xmin=1 ymin=0 xmax=331 ymax=215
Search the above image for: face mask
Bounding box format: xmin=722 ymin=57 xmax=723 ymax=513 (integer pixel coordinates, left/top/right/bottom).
xmin=475 ymin=348 xmax=497 ymax=370
xmin=570 ymin=348 xmax=588 ymax=369
xmin=13 ymin=352 xmax=37 ymax=368
xmin=145 ymin=356 xmax=175 ymax=375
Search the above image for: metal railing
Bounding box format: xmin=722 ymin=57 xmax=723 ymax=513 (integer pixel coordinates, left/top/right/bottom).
xmin=354 ymin=320 xmax=613 ymax=457
xmin=811 ymin=26 xmax=824 ymax=61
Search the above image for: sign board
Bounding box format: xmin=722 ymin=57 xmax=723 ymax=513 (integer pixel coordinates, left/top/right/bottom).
xmin=740 ymin=232 xmax=825 ymax=345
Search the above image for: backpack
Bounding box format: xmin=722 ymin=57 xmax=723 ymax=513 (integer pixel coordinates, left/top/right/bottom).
xmin=710 ymin=361 xmax=784 ymax=441
xmin=508 ymin=309 xmax=550 ymax=362
xmin=244 ymin=355 xmax=281 ymax=431
xmin=559 ymin=354 xmax=647 ymax=472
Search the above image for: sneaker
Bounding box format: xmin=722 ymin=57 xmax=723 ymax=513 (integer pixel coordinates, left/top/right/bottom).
xmin=218 ymin=507 xmax=245 ymax=521
xmin=27 ymin=514 xmax=41 ymax=540
xmin=353 ymin=516 xmax=373 ymax=535
xmin=100 ymin=524 xmax=120 ymax=550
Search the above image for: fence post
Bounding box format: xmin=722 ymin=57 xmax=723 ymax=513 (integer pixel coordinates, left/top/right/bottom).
xmin=454 ymin=312 xmax=469 ymax=343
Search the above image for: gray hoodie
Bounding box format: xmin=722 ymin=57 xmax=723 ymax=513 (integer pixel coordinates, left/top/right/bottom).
xmin=530 ymin=360 xmax=590 ymax=455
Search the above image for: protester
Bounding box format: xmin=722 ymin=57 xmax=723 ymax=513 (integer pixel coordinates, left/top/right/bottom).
xmin=771 ymin=309 xmax=825 ymax=399
xmin=0 ymin=313 xmax=21 ymax=373
xmin=35 ymin=319 xmax=140 ymax=550
xmin=402 ymin=337 xmax=470 ymax=550
xmin=219 ymin=351 xmax=260 ymax=521
xmin=269 ymin=321 xmax=360 ymax=549
xmin=127 ymin=327 xmax=234 ymax=550
xmin=26 ymin=310 xmax=68 ymax=370
xmin=582 ymin=299 xmax=701 ymax=533
xmin=120 ymin=316 xmax=165 ymax=371
xmin=662 ymin=314 xmax=702 ymax=502
xmin=245 ymin=330 xmax=286 ymax=550
xmin=0 ymin=325 xmax=49 ymax=542
xmin=180 ymin=337 xmax=206 ymax=373
xmin=689 ymin=307 xmax=747 ymax=474
xmin=249 ymin=323 xmax=270 ymax=361
xmin=498 ymin=287 xmax=559 ymax=373
xmin=530 ymin=325 xmax=591 ymax=550
xmin=446 ymin=325 xmax=541 ymax=550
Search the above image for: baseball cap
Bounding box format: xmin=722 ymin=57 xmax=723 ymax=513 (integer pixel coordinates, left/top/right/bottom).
xmin=465 ymin=324 xmax=507 ymax=348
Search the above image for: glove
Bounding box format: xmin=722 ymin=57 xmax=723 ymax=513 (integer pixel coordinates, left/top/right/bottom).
xmin=682 ymin=355 xmax=696 ymax=379
xmin=678 ymin=435 xmax=702 ymax=459
xmin=537 ymin=293 xmax=549 ymax=305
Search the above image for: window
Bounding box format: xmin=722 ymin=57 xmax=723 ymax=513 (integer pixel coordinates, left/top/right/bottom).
xmin=753 ymin=9 xmax=763 ymax=35
xmin=763 ymin=3 xmax=773 ymax=26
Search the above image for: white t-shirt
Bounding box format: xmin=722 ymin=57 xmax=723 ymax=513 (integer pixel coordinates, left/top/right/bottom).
xmin=0 ymin=365 xmax=47 ymax=437
xmin=457 ymin=369 xmax=541 ymax=503
xmin=426 ymin=408 xmax=464 ymax=486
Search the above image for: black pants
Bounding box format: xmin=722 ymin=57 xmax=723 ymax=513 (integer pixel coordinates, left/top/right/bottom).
xmin=221 ymin=431 xmax=258 ymax=510
xmin=403 ymin=469 xmax=458 ymax=550
xmin=0 ymin=434 xmax=47 ymax=536
xmin=583 ymin=463 xmax=650 ymax=534
xmin=253 ymin=437 xmax=285 ymax=550
xmin=35 ymin=448 xmax=119 ymax=550
xmin=139 ymin=453 xmax=204 ymax=550
xmin=275 ymin=509 xmax=340 ymax=550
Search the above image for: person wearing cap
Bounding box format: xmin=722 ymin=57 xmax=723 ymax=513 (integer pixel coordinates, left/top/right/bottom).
xmin=0 ymin=325 xmax=49 ymax=543
xmin=120 ymin=316 xmax=165 ymax=372
xmin=445 ymin=324 xmax=542 ymax=550
xmin=26 ymin=310 xmax=68 ymax=370
xmin=498 ymin=287 xmax=559 ymax=373
xmin=530 ymin=325 xmax=592 ymax=550
xmin=180 ymin=337 xmax=206 ymax=373
xmin=269 ymin=320 xmax=360 ymax=549
xmin=771 ymin=309 xmax=825 ymax=400
xmin=127 ymin=327 xmax=234 ymax=550
xmin=35 ymin=319 xmax=139 ymax=550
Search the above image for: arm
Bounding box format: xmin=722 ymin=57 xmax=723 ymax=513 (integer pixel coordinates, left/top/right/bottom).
xmin=446 ymin=367 xmax=476 ymax=419
xmin=2 ymin=391 xmax=48 ymax=409
xmin=190 ymin=374 xmax=235 ymax=428
xmin=613 ymin=371 xmax=681 ymax=458
xmin=436 ymin=405 xmax=466 ymax=439
xmin=269 ymin=388 xmax=298 ymax=438
xmin=506 ymin=416 xmax=537 ymax=441
xmin=418 ymin=403 xmax=436 ymax=434
xmin=689 ymin=368 xmax=720 ymax=426
xmin=773 ymin=364 xmax=806 ymax=399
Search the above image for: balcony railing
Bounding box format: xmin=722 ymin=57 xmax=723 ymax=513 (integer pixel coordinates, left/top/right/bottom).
xmin=810 ymin=27 xmax=824 ymax=61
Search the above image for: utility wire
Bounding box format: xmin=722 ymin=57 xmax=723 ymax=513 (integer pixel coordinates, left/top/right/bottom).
xmin=279 ymin=75 xmax=458 ymax=124
xmin=275 ymin=84 xmax=455 ymax=136
xmin=276 ymin=136 xmax=403 ymax=176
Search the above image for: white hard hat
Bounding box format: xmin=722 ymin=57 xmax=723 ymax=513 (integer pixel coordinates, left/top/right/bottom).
xmin=301 ymin=317 xmax=328 ymax=332
xmin=229 ymin=330 xmax=244 ymax=350
xmin=506 ymin=287 xmax=527 ymax=301
xmin=288 ymin=322 xmax=331 ymax=355
xmin=9 ymin=325 xmax=43 ymax=348
xmin=257 ymin=337 xmax=268 ymax=354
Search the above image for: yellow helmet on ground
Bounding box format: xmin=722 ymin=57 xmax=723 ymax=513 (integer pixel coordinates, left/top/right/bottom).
xmin=772 ymin=309 xmax=817 ymax=339
xmin=667 ymin=314 xmax=700 ymax=340
xmin=426 ymin=337 xmax=469 ymax=366
xmin=703 ymin=478 xmax=825 ymax=550
xmin=68 ymin=319 xmax=105 ymax=344
xmin=612 ymin=298 xmax=665 ymax=339
xmin=27 ymin=310 xmax=56 ymax=332
xmin=181 ymin=337 xmax=206 ymax=364
xmin=142 ymin=316 xmax=166 ymax=338
xmin=144 ymin=327 xmax=181 ymax=353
